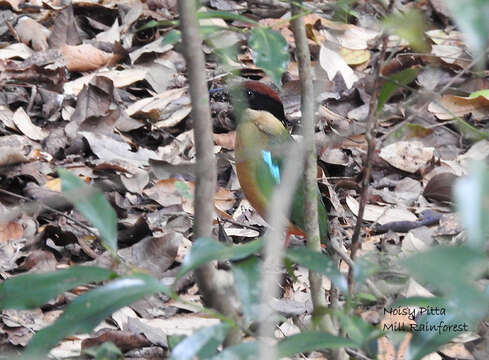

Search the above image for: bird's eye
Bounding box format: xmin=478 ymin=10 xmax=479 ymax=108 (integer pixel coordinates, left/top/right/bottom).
xmin=247 ymin=90 xmax=254 ymax=97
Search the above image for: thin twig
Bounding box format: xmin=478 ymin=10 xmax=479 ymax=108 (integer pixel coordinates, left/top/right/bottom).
xmin=348 ymin=0 xmax=395 ymax=295
xmin=177 ymin=0 xmax=242 ymax=346
xmin=291 ymin=0 xmax=338 ymax=338
xmin=258 ymin=142 xmax=305 ymax=360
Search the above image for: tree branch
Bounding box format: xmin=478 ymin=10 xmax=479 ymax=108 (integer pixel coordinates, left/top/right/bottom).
xmin=177 ymin=0 xmax=241 ymax=345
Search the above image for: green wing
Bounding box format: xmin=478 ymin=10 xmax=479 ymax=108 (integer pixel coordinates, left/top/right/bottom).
xmin=254 ymin=143 xmax=329 ymax=244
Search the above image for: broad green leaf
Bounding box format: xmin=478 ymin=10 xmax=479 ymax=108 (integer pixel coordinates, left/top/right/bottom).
xmin=248 ymin=27 xmax=289 ymax=87
xmin=23 ymin=274 xmax=169 ymax=359
xmin=285 ymin=247 xmax=347 ymax=291
xmin=377 ymin=68 xmax=419 ymax=112
xmin=0 ymin=266 xmax=116 ymax=310
xmin=406 ymin=289 xmax=488 ymax=360
xmin=170 ymin=323 xmax=231 ymax=360
xmin=231 ymin=256 xmax=261 ymax=322
xmin=278 ymin=332 xmax=356 ymax=357
xmin=58 ymin=168 xmax=118 ymax=253
xmin=211 ymin=341 xmax=257 ymax=360
xmin=162 ymin=30 xmax=182 ymax=47
xmin=454 ymin=162 xmax=489 ymax=249
xmin=446 ymin=0 xmax=489 ymax=67
xmin=136 ymin=19 xmax=177 ymax=31
xmin=197 ymin=10 xmax=259 ymax=25
xmin=402 ymin=246 xmax=486 ymax=293
xmin=82 ymin=341 xmax=123 ymax=359
xmin=469 ymin=89 xmax=489 ymax=99
xmin=336 ymin=313 xmax=380 ymax=346
xmin=160 ymin=25 xmax=241 ymax=48
xmin=383 ymin=10 xmax=429 ymax=52
xmin=177 ymin=238 xmax=263 ymax=278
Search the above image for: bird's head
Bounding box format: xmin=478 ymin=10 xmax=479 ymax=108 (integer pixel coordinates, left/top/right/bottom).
xmin=210 ymin=80 xmax=288 ymax=128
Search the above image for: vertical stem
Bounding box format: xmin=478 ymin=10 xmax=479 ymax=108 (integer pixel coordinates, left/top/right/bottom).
xmin=258 ymin=142 xmax=305 ymax=360
xmin=291 ymin=0 xmax=336 ymax=335
xmin=178 ymin=0 xmax=241 ymax=345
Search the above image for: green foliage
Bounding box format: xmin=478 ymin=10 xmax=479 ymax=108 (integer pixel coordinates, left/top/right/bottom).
xmin=285 ymin=247 xmax=347 ymax=291
xmin=248 ymin=27 xmax=289 ymax=86
xmin=393 ymin=163 xmax=489 ymax=360
xmin=446 ymin=0 xmax=489 ymax=67
xmin=177 ymin=237 xmax=263 ymax=278
xmin=170 ymin=323 xmax=231 ymax=360
xmin=278 ymin=332 xmax=356 ymax=357
xmin=333 ymin=0 xmax=359 ymax=22
xmin=231 ymin=256 xmax=261 ymax=322
xmin=383 ymin=10 xmax=429 ymax=52
xmin=454 ymin=162 xmax=489 ymax=248
xmin=82 ymin=342 xmax=124 ymax=360
xmin=377 ymin=68 xmax=420 ymax=112
xmin=23 ymin=274 xmax=170 ymax=359
xmin=0 ymin=266 xmax=116 ymax=309
xmin=58 ymin=168 xmax=118 ymax=253
xmin=141 ymin=9 xmax=289 ymax=87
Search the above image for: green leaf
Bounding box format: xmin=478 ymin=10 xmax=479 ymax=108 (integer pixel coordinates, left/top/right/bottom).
xmin=162 ymin=30 xmax=182 ymax=47
xmin=278 ymin=332 xmax=356 ymax=357
xmin=231 ymin=256 xmax=261 ymax=322
xmin=453 ymin=162 xmax=489 ymax=249
xmin=177 ymin=237 xmax=263 ymax=278
xmin=58 ymin=168 xmax=118 ymax=253
xmin=170 ymin=323 xmax=231 ymax=360
xmin=445 ymin=0 xmax=489 ymax=67
xmin=23 ymin=274 xmax=169 ymax=359
xmin=377 ymin=67 xmax=419 ymax=112
xmin=0 ymin=266 xmax=116 ymax=310
xmin=402 ymin=246 xmax=486 ymax=293
xmin=211 ymin=341 xmax=257 ymax=360
xmin=383 ymin=10 xmax=429 ymax=52
xmin=406 ymin=290 xmax=488 ymax=360
xmin=82 ymin=341 xmax=123 ymax=360
xmin=197 ymin=10 xmax=259 ymax=25
xmin=160 ymin=26 xmax=236 ymax=48
xmin=336 ymin=314 xmax=380 ymax=346
xmin=469 ymin=89 xmax=489 ymax=99
xmin=285 ymin=247 xmax=347 ymax=292
xmin=248 ymin=27 xmax=289 ymax=87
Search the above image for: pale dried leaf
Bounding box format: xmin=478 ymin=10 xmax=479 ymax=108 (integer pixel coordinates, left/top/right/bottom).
xmin=0 ymin=43 xmax=33 ymax=60
xmin=346 ymin=196 xmax=417 ymax=225
xmin=12 ymin=107 xmax=48 ymax=141
xmin=319 ymin=46 xmax=358 ymax=89
xmin=15 ymin=17 xmax=50 ymax=51
xmin=379 ymin=141 xmax=434 ymax=173
xmin=64 ymin=68 xmax=147 ymax=96
xmin=60 ymin=44 xmax=113 ymax=72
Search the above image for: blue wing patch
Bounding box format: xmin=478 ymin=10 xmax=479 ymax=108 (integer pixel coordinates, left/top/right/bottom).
xmin=261 ymin=150 xmax=280 ymax=183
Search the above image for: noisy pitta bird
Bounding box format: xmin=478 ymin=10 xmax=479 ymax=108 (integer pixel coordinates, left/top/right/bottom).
xmin=232 ymin=81 xmax=329 ymax=246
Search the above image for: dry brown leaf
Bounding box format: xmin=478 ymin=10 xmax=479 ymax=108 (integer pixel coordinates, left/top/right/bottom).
xmin=126 ymin=88 xmax=187 ymax=119
xmin=0 ymin=221 xmax=23 ymax=242
xmin=64 ymin=68 xmax=147 ymax=96
xmin=12 ymin=107 xmax=48 ymax=141
xmin=60 ymin=44 xmax=114 ymax=72
xmin=15 ymin=17 xmax=50 ymax=51
xmin=428 ymin=94 xmax=489 ymax=120
xmin=379 ymin=141 xmax=434 ymax=173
